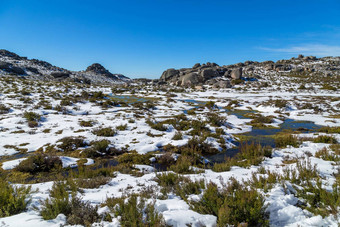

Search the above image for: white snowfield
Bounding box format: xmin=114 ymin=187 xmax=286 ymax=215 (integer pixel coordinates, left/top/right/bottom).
xmin=0 ymin=77 xmax=339 ymax=226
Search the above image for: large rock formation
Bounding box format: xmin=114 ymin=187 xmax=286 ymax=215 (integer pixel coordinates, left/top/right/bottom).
xmin=0 ymin=49 xmax=130 ymax=84
xmin=159 ymin=55 xmax=340 ymax=87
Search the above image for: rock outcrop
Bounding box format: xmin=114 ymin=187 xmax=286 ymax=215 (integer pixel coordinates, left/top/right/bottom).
xmin=0 ymin=49 xmax=130 ymax=84
xmin=159 ymin=55 xmax=340 ymax=87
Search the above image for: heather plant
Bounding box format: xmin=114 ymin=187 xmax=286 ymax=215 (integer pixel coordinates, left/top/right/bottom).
xmin=92 ymin=127 xmax=116 ymax=137
xmin=106 ymin=195 xmax=165 ymax=226
xmin=191 ymin=180 xmax=269 ymax=226
xmin=15 ymin=153 xmax=62 ymax=174
xmin=41 ymin=181 xmax=100 ymax=226
xmin=0 ymin=178 xmax=31 ymax=217
xmin=275 ymin=134 xmax=300 ymax=148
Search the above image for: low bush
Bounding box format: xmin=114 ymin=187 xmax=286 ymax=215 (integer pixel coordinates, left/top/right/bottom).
xmin=15 ymin=154 xmax=62 ymax=174
xmin=172 ymin=131 xmax=183 ymax=140
xmin=106 ymin=195 xmax=165 ymax=226
xmin=79 ymin=120 xmax=94 ymax=127
xmin=0 ymin=178 xmax=31 ymax=217
xmin=57 ymin=136 xmax=87 ymax=152
xmin=315 ymin=147 xmax=340 ymax=162
xmin=0 ymin=104 xmax=10 ymax=114
xmin=116 ymin=124 xmax=128 ymax=131
xmin=117 ymin=152 xmax=152 ymax=165
xmin=318 ymin=126 xmax=340 ymax=134
xmin=275 ymin=134 xmax=300 ymax=148
xmin=169 ymin=155 xmax=194 ymax=174
xmin=313 ymin=135 xmax=337 ymax=144
xmin=76 ymin=176 xmax=111 ymax=189
xmin=191 ymin=180 xmax=269 ymax=226
xmin=207 ymin=113 xmax=226 ymax=127
xmin=146 ymin=119 xmax=167 ymax=131
xmin=274 ymin=99 xmax=288 ymax=108
xmin=41 ymin=181 xmax=100 ymax=226
xmin=92 ymin=127 xmax=116 ymax=137
xmin=23 ymin=111 xmax=41 ymax=122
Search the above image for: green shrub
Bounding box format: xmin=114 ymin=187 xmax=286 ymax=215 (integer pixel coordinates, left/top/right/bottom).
xmin=318 ymin=126 xmax=340 ymax=134
xmin=169 ymin=155 xmax=195 ymax=174
xmin=146 ymin=119 xmax=167 ymax=131
xmin=218 ymin=180 xmax=269 ymax=226
xmin=106 ymin=195 xmax=164 ymax=226
xmin=57 ymin=136 xmax=87 ymax=152
xmin=321 ymin=84 xmax=337 ymax=91
xmin=187 ymin=109 xmax=196 ymax=115
xmin=330 ymin=144 xmax=340 ymax=155
xmin=207 ymin=113 xmax=226 ymax=127
xmin=92 ymin=127 xmax=116 ymax=137
xmin=117 ymin=152 xmax=152 ymax=165
xmin=116 ymin=124 xmax=128 ymax=131
xmin=296 ymin=178 xmax=340 ymax=217
xmin=41 ymin=181 xmax=72 ymax=220
xmin=275 ymin=134 xmax=300 ymax=148
xmin=92 ymin=139 xmax=110 ymax=153
xmin=274 ymin=99 xmax=287 ymax=108
xmin=191 ymin=180 xmax=269 ymax=226
xmin=79 ymin=120 xmax=94 ymax=127
xmin=315 ymin=147 xmax=340 ymax=162
xmin=15 ymin=154 xmax=62 ymax=174
xmin=205 ymin=101 xmax=216 ymax=109
xmin=250 ymin=115 xmax=273 ymax=124
xmin=41 ymin=181 xmax=100 ymax=226
xmin=212 ymin=143 xmax=272 ymax=171
xmin=92 ymin=91 xmax=105 ymax=99
xmin=23 ymin=111 xmax=41 ymax=121
xmin=191 ymin=182 xmax=224 ymax=216
xmin=60 ymin=99 xmax=73 ymax=106
xmin=0 ymin=104 xmax=10 ymax=114
xmin=156 ymin=172 xmax=181 ymax=188
xmin=212 ymin=158 xmax=232 ymax=172
xmin=0 ymin=178 xmax=31 ymax=217
xmin=235 ymin=142 xmax=272 ymax=167
xmin=76 ymin=176 xmax=111 ymax=189
xmin=313 ymin=135 xmax=337 ymax=144
xmin=172 ymin=131 xmax=183 ymax=140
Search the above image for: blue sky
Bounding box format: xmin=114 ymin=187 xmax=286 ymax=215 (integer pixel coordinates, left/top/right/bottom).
xmin=1 ymin=0 xmax=340 ymax=78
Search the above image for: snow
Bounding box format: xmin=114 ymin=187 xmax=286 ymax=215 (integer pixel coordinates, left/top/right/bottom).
xmin=0 ymin=75 xmax=339 ymax=226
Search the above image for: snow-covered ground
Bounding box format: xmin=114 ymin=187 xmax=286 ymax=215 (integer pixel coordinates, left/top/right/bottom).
xmin=0 ymin=76 xmax=339 ymax=226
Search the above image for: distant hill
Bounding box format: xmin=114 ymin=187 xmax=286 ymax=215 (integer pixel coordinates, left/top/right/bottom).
xmin=0 ymin=49 xmax=130 ymax=84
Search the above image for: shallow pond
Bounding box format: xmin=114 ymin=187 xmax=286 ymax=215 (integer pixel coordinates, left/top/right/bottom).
xmin=109 ymin=94 xmax=149 ymax=104
xmin=207 ymin=119 xmax=323 ymax=163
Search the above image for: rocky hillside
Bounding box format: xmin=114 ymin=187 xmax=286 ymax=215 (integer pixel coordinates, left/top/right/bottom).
xmin=159 ymin=55 xmax=340 ymax=88
xmin=0 ymin=49 xmax=130 ymax=84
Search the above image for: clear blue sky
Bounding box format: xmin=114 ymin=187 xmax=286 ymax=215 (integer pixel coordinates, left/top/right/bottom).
xmin=1 ymin=0 xmax=340 ymax=78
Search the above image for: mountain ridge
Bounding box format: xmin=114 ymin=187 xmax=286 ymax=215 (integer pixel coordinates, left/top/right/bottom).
xmin=0 ymin=49 xmax=130 ymax=84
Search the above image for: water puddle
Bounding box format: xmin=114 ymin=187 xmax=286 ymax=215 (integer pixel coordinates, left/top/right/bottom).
xmin=207 ymin=119 xmax=323 ymax=163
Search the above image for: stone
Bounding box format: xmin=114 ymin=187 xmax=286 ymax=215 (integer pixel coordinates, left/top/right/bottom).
xmin=193 ymin=63 xmax=201 ymax=69
xmin=181 ymin=73 xmax=202 ymax=86
xmin=201 ymin=69 xmax=218 ymax=80
xmin=218 ymin=80 xmax=232 ymax=88
xmin=231 ymin=68 xmax=242 ymax=79
xmin=160 ymin=68 xmax=179 ymax=81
